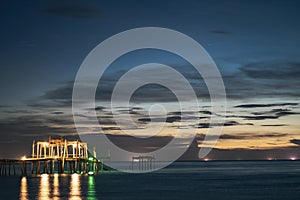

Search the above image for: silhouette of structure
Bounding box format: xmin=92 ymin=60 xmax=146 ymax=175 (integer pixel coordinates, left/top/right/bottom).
xmin=0 ymin=137 xmax=110 ymax=176
xmin=131 ymin=155 xmax=155 ymax=171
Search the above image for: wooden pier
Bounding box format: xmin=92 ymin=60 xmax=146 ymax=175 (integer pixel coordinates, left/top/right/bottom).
xmin=131 ymin=155 xmax=155 ymax=171
xmin=0 ymin=138 xmax=110 ymax=176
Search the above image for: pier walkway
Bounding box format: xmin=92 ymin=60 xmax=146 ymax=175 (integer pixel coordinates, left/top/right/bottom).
xmin=0 ymin=138 xmax=110 ymax=176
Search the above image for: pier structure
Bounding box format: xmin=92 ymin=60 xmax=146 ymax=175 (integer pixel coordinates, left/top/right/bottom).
xmin=131 ymin=155 xmax=155 ymax=171
xmin=0 ymin=137 xmax=110 ymax=176
xmin=32 ymin=138 xmax=88 ymax=159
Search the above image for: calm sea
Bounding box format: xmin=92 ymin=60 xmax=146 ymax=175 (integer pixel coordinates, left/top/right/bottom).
xmin=1 ymin=161 xmax=300 ymax=200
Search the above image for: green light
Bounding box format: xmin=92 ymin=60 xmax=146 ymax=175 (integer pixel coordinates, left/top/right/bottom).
xmin=88 ymin=157 xmax=93 ymax=161
xmin=88 ymin=175 xmax=96 ymax=199
xmin=88 ymin=175 xmax=95 ymax=185
xmin=88 ymin=171 xmax=94 ymax=175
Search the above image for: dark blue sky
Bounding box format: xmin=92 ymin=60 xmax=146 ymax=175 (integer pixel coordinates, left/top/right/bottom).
xmin=1 ymin=0 xmax=299 ymax=104
xmin=0 ymin=0 xmax=300 ymax=159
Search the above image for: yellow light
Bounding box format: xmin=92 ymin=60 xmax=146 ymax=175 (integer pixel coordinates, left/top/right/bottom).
xmin=39 ymin=174 xmax=49 ymax=199
xmin=70 ymin=173 xmax=81 ymax=198
xmin=20 ymin=177 xmax=28 ymax=200
xmin=21 ymin=156 xmax=27 ymax=161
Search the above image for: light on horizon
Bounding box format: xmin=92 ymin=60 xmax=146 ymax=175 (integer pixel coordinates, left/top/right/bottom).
xmin=290 ymin=156 xmax=297 ymax=161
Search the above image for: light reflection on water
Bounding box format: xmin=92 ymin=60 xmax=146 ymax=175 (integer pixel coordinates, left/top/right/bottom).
xmin=88 ymin=175 xmax=96 ymax=200
xmin=53 ymin=174 xmax=60 ymax=200
xmin=39 ymin=174 xmax=50 ymax=199
xmin=15 ymin=161 xmax=300 ymax=200
xmin=19 ymin=174 xmax=96 ymax=200
xmin=20 ymin=177 xmax=28 ymax=200
xmin=70 ymin=174 xmax=81 ymax=200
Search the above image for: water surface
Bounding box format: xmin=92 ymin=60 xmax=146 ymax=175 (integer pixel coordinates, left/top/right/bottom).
xmin=1 ymin=161 xmax=300 ymax=200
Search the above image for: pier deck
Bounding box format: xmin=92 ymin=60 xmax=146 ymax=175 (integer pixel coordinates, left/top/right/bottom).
xmin=0 ymin=137 xmax=111 ymax=176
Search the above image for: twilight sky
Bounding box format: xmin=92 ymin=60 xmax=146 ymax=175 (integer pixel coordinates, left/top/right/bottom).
xmin=0 ymin=0 xmax=300 ymax=160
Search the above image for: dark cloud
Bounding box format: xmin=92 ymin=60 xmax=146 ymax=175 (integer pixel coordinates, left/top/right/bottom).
xmin=117 ymin=108 xmax=143 ymax=115
xmin=35 ymin=59 xmax=300 ymax=106
xmin=27 ymin=99 xmax=73 ymax=108
xmin=232 ymin=106 xmax=300 ymax=121
xmin=221 ymin=60 xmax=300 ymax=99
xmin=256 ymin=133 xmax=288 ymax=138
xmin=235 ymin=103 xmax=298 ymax=108
xmin=131 ymin=107 xmax=143 ymax=110
xmin=166 ymin=116 xmax=181 ymax=123
xmin=101 ymin=127 xmax=120 ymax=131
xmin=0 ymin=110 xmax=94 ymax=157
xmin=105 ymin=133 xmax=202 ymax=157
xmin=290 ymin=139 xmax=300 ymax=146
xmin=128 ymin=110 xmax=139 ymax=115
xmin=0 ymin=105 xmax=10 ymax=108
xmin=199 ymin=110 xmax=212 ymax=115
xmin=138 ymin=116 xmax=181 ymax=123
xmin=168 ymin=111 xmax=197 ymax=116
xmin=40 ymin=5 xmax=102 ymax=19
xmin=210 ymin=30 xmax=232 ymax=35
xmin=199 ymin=116 xmax=210 ymax=119
xmin=275 ymin=111 xmax=300 ymax=117
xmin=252 ymin=108 xmax=290 ymax=115
xmin=95 ymin=106 xmax=106 ymax=111
xmin=243 ymin=123 xmax=255 ymax=126
xmin=47 ymin=117 xmax=74 ymax=126
xmin=196 ymin=120 xmax=252 ymax=128
xmin=51 ymin=111 xmax=64 ymax=115
xmin=168 ymin=111 xmax=182 ymax=115
xmin=198 ymin=134 xmax=248 ymax=140
xmin=137 ymin=118 xmax=151 ymax=123
xmin=41 ymin=84 xmax=72 ymax=102
xmin=240 ymin=61 xmax=300 ymax=80
xmin=240 ymin=115 xmax=279 ymax=120
xmin=236 ymin=110 xmax=300 ymax=121
xmin=130 ymin=84 xmax=178 ymax=102
xmin=97 ymin=117 xmax=117 ymax=126
xmin=225 ymin=60 xmax=300 ymax=99
xmin=0 ymin=113 xmax=77 ymax=137
xmin=198 ymin=132 xmax=288 ymax=141
xmin=106 ymin=134 xmax=174 ymax=153
xmin=197 ymin=122 xmax=222 ymax=128
xmin=219 ymin=134 xmax=247 ymax=140
xmin=1 ymin=109 xmax=38 ymax=114
xmin=251 ymin=109 xmax=300 ymax=118
xmin=38 ymin=80 xmax=179 ymax=104
xmin=261 ymin=124 xmax=287 ymax=127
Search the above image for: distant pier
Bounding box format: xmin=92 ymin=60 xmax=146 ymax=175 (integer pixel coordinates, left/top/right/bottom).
xmin=131 ymin=155 xmax=155 ymax=171
xmin=0 ymin=137 xmax=110 ymax=176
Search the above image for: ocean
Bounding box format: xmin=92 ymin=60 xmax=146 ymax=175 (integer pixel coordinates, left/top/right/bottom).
xmin=1 ymin=161 xmax=300 ymax=200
